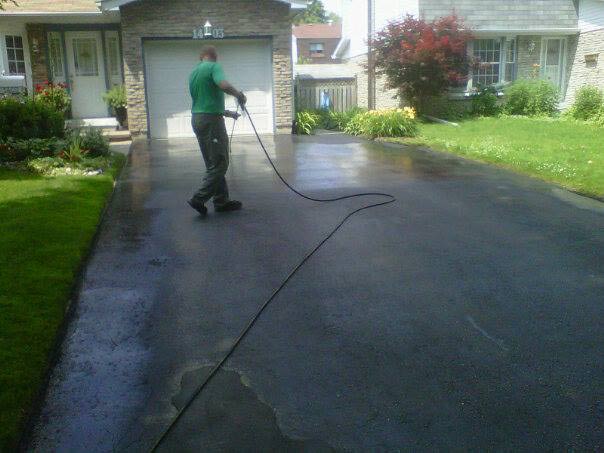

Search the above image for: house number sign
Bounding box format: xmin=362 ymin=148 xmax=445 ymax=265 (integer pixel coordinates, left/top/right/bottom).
xmin=193 ymin=21 xmax=225 ymax=39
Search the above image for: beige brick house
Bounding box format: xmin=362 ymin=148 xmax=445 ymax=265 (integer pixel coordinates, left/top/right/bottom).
xmin=334 ymin=0 xmax=604 ymax=110
xmin=0 ymin=0 xmax=306 ymax=138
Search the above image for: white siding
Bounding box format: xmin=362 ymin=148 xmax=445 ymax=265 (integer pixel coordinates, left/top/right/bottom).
xmin=0 ymin=18 xmax=33 ymax=93
xmin=579 ymin=0 xmax=604 ymax=32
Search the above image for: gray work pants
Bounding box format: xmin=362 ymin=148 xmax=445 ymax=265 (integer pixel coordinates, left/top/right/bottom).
xmin=191 ymin=113 xmax=230 ymax=206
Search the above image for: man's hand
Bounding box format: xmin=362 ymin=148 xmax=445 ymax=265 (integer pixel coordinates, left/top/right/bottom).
xmin=224 ymin=110 xmax=241 ymax=120
xmin=218 ymin=81 xmax=247 ymax=107
xmin=236 ymin=91 xmax=247 ymax=107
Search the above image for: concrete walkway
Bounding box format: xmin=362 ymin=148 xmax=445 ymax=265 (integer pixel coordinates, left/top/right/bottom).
xmin=30 ymin=134 xmax=604 ymax=451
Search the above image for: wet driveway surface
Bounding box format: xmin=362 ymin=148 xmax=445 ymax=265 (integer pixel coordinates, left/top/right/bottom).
xmin=30 ymin=134 xmax=604 ymax=451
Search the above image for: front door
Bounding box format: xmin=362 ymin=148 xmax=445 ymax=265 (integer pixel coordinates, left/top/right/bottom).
xmin=542 ymin=38 xmax=565 ymax=90
xmin=65 ymin=31 xmax=107 ymax=118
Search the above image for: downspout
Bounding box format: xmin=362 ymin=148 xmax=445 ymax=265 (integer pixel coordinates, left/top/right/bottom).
xmin=367 ymin=0 xmax=376 ymax=110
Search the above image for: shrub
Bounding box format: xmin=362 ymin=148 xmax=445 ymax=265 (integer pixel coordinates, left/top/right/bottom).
xmin=471 ymin=86 xmax=500 ymax=117
xmin=294 ymin=110 xmax=321 ymax=135
xmin=77 ymin=128 xmax=110 ymax=158
xmin=422 ymin=96 xmax=469 ymax=121
xmin=103 ymin=85 xmax=127 ymax=110
xmin=60 ymin=137 xmax=85 ymax=163
xmin=590 ymin=108 xmax=604 ymax=127
xmin=568 ymin=86 xmax=603 ymax=121
xmin=373 ymin=15 xmax=474 ymax=112
xmin=0 ymin=97 xmax=65 ymax=139
xmin=344 ymin=108 xmax=418 ymax=138
xmin=34 ymin=81 xmax=71 ymax=115
xmin=324 ymin=108 xmax=367 ymax=131
xmin=0 ymin=137 xmax=66 ymax=162
xmin=504 ymin=79 xmax=559 ymax=117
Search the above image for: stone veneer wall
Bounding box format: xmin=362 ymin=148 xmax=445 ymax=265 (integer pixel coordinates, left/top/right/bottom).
xmin=120 ymin=0 xmax=293 ymax=136
xmin=344 ymin=54 xmax=400 ymax=110
xmin=25 ymin=24 xmax=49 ymax=87
xmin=564 ymin=29 xmax=604 ymax=107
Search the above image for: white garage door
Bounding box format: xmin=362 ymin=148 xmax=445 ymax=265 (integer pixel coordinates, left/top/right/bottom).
xmin=144 ymin=39 xmax=274 ymax=138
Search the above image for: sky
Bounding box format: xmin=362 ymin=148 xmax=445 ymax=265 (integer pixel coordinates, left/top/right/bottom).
xmin=322 ymin=0 xmax=344 ymax=17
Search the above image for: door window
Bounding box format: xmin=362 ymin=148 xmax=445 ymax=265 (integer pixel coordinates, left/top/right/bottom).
xmin=73 ymin=38 xmax=99 ymax=76
xmin=542 ymin=38 xmax=565 ymax=88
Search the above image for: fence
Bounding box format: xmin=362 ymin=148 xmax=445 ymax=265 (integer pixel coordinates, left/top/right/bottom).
xmin=295 ymin=77 xmax=357 ymax=112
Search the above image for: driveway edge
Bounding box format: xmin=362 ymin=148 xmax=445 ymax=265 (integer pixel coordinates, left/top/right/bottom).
xmin=17 ymin=140 xmax=136 ymax=452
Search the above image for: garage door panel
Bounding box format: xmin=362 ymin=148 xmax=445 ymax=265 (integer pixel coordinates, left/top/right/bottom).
xmin=144 ymin=39 xmax=274 ymax=138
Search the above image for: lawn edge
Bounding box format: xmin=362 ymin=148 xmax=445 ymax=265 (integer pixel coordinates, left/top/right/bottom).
xmin=16 ymin=143 xmax=132 ymax=452
xmin=376 ymin=137 xmax=604 ymax=203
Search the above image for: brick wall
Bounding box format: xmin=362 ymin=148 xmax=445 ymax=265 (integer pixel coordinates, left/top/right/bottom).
xmin=420 ymin=0 xmax=578 ymax=31
xmin=516 ymin=35 xmax=579 ymax=107
xmin=120 ymin=0 xmax=293 ymax=136
xmin=25 ymin=24 xmax=48 ymax=86
xmin=564 ymin=29 xmax=604 ymax=107
xmin=297 ymin=38 xmax=341 ymax=64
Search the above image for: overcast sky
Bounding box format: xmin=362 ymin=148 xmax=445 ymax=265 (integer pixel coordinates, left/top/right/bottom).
xmin=322 ymin=0 xmax=344 ymax=17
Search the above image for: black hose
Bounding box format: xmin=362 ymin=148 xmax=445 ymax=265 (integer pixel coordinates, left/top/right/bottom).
xmin=149 ymin=105 xmax=395 ymax=452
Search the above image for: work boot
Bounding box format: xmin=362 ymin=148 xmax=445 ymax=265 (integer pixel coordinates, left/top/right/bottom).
xmin=187 ymin=198 xmax=208 ymax=216
xmin=214 ymin=200 xmax=242 ymax=212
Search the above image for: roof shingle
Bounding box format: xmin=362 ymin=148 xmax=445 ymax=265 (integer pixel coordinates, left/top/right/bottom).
xmin=293 ymin=23 xmax=342 ymax=39
xmin=0 ymin=0 xmax=101 ymax=13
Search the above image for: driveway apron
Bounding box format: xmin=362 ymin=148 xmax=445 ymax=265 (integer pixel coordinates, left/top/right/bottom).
xmin=30 ymin=134 xmax=604 ymax=451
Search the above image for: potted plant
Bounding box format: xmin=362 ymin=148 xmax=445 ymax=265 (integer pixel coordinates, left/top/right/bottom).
xmin=103 ymin=84 xmax=128 ymax=130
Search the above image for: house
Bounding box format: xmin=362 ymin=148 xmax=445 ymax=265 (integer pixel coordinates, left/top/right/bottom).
xmin=293 ymin=22 xmax=342 ymax=64
xmin=0 ymin=0 xmax=307 ymax=138
xmin=333 ymin=0 xmax=604 ymax=110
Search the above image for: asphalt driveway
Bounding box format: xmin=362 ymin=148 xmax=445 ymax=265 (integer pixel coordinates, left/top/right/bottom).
xmin=30 ymin=133 xmax=604 ymax=451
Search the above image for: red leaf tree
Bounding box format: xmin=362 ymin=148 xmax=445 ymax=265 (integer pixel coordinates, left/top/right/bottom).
xmin=372 ymin=15 xmax=474 ymax=112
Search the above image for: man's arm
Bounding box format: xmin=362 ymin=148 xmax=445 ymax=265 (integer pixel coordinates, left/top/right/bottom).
xmin=218 ymin=80 xmax=247 ymax=106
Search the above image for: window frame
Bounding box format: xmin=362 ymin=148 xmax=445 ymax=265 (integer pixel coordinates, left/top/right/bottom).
xmin=309 ymin=42 xmax=325 ymax=57
xmin=468 ymin=36 xmax=518 ymax=90
xmin=539 ymin=36 xmax=568 ymax=91
xmin=4 ymin=34 xmax=26 ymax=76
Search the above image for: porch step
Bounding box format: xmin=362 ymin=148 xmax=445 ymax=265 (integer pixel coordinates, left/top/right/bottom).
xmin=104 ymin=129 xmax=132 ymax=142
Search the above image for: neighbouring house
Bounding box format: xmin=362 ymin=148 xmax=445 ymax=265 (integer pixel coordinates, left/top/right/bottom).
xmin=333 ymin=0 xmax=604 ymax=110
xmin=293 ymin=22 xmax=342 ymax=64
xmin=0 ymin=0 xmax=307 ymax=138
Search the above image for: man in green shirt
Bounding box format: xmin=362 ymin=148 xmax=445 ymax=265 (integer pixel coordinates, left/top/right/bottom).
xmin=187 ymin=45 xmax=247 ymax=215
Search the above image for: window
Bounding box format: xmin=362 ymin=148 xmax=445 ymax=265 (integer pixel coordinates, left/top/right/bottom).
xmin=309 ymin=42 xmax=324 ymax=56
xmin=106 ymin=36 xmax=120 ymax=77
xmin=472 ymin=39 xmax=501 ymax=86
xmin=5 ymin=35 xmax=26 ymax=75
xmin=72 ymin=38 xmax=98 ymax=76
xmin=48 ymin=32 xmax=65 ymax=79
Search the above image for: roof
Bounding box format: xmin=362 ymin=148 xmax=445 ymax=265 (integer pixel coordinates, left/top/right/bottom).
xmin=97 ymin=0 xmax=308 ymax=10
xmin=0 ymin=0 xmax=101 ymax=13
xmin=293 ymin=22 xmax=342 ymax=39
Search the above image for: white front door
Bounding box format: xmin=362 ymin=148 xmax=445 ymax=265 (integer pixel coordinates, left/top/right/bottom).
xmin=541 ymin=38 xmax=566 ymax=90
xmin=66 ymin=31 xmax=108 ymax=118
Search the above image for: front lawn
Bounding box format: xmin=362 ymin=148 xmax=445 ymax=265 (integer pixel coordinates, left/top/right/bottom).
xmin=384 ymin=117 xmax=604 ymax=199
xmin=0 ymin=154 xmax=125 ymax=450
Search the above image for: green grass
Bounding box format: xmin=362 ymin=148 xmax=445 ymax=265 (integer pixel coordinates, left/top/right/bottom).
xmin=384 ymin=116 xmax=604 ymax=199
xmin=0 ymin=154 xmax=125 ymax=451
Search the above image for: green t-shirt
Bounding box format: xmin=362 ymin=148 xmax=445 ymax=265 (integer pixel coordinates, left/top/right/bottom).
xmin=189 ymin=61 xmax=226 ymax=114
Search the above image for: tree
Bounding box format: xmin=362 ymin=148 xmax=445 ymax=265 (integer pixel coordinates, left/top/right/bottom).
xmin=0 ymin=0 xmax=18 ymax=9
xmin=372 ymin=15 xmax=473 ymax=112
xmin=293 ymin=0 xmax=329 ymax=25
